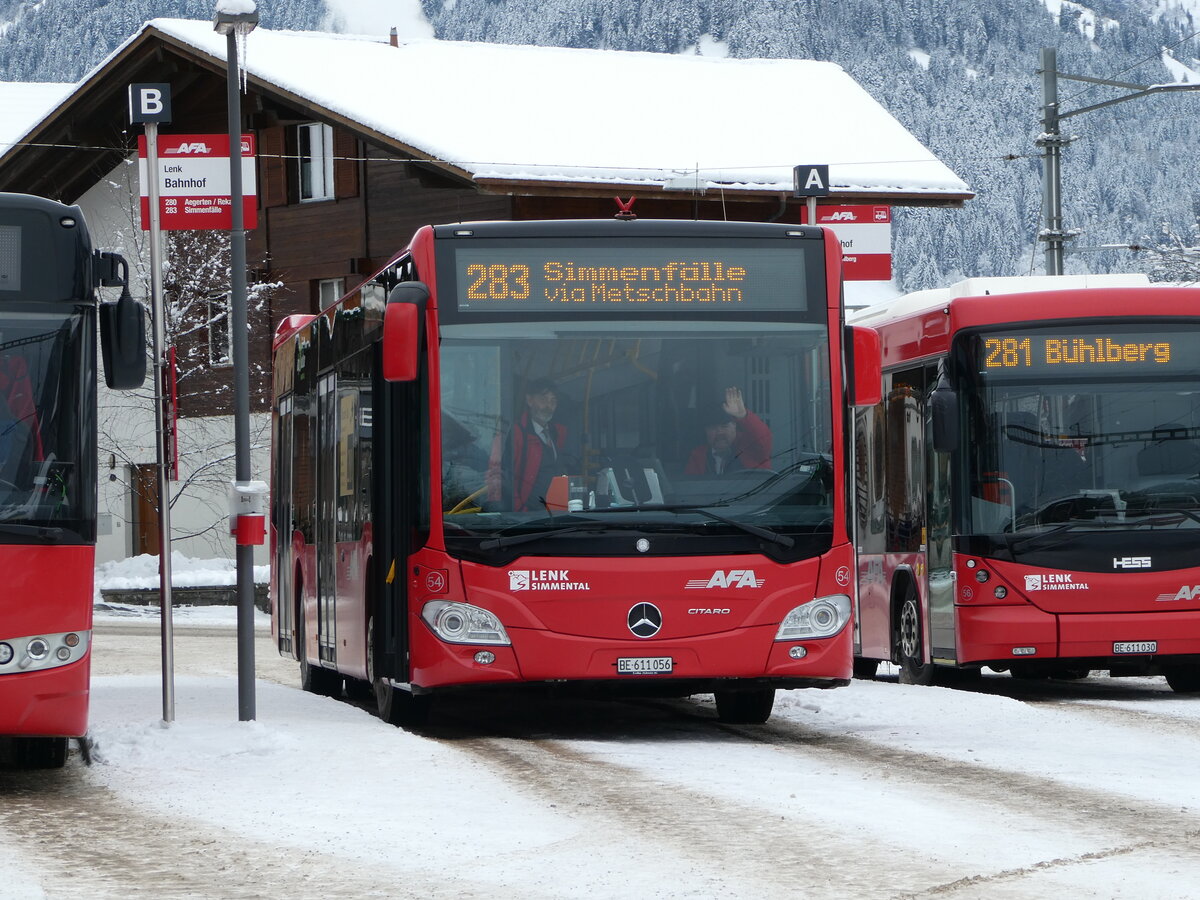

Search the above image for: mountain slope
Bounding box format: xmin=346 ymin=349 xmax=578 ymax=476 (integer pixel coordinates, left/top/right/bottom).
xmin=4 ymin=0 xmax=1198 ymax=286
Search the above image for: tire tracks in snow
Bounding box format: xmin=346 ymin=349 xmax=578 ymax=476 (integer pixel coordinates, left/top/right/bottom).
xmin=449 ymin=731 xmax=963 ymax=899
xmin=432 ymin=693 xmax=1200 ymax=899
xmin=0 ymin=763 xmax=473 ymax=899
xmin=711 ymin=712 xmax=1200 ymax=897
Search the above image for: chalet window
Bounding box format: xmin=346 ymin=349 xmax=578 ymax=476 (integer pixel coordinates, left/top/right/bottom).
xmin=208 ymin=291 xmax=232 ymax=368
xmin=318 ymin=277 xmax=345 ymax=308
xmin=297 ymin=122 xmax=335 ymax=201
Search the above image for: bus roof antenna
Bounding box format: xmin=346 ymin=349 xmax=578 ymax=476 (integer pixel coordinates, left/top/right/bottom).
xmin=613 ymin=197 xmax=637 ymax=220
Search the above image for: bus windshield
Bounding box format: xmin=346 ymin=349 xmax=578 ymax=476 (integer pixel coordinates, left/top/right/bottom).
xmin=961 ymin=324 xmax=1200 ymax=534
xmin=439 ymin=320 xmax=832 ymax=559
xmin=0 ymin=307 xmax=94 ymax=539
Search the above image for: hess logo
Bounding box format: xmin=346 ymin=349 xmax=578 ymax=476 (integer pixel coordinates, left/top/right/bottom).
xmin=1114 ymin=557 xmax=1151 ymax=569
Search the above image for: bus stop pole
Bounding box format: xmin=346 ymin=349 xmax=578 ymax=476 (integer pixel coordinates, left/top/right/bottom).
xmin=145 ymin=120 xmax=176 ymax=724
xmin=221 ymin=17 xmax=257 ymax=722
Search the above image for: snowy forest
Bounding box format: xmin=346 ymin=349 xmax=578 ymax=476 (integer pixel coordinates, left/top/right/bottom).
xmin=3 ymin=0 xmax=1200 ymax=289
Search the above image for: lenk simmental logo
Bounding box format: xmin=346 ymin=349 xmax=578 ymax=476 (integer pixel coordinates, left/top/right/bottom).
xmin=685 ymin=569 xmax=765 ymax=589
xmin=509 ymin=569 xmax=591 ymax=591
xmin=1024 ymin=573 xmax=1089 ymax=592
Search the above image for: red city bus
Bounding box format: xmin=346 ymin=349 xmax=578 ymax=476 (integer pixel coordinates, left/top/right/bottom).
xmin=271 ymin=218 xmax=880 ymax=725
xmin=851 ymin=274 xmax=1200 ymax=690
xmin=0 ymin=193 xmax=144 ymax=767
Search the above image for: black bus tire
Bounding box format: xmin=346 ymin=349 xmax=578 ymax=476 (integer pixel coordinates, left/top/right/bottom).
xmin=897 ymin=587 xmax=937 ymax=686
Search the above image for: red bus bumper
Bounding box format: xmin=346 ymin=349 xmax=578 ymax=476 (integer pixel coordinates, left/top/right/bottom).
xmin=0 ymin=659 xmax=90 ymax=737
xmin=957 ymin=605 xmax=1200 ymax=664
xmin=409 ymin=620 xmax=852 ymax=689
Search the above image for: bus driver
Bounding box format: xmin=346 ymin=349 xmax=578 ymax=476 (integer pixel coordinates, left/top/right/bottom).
xmin=487 ymin=377 xmax=574 ymax=511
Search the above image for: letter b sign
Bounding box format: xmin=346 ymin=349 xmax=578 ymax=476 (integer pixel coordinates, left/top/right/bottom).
xmin=128 ymin=83 xmax=172 ymax=124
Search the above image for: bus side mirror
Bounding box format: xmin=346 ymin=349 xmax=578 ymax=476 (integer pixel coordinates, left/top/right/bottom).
xmin=99 ymin=291 xmax=147 ymax=390
xmin=847 ymin=325 xmax=881 ymax=407
xmin=382 ymin=281 xmax=429 ymax=382
xmin=931 ymin=382 xmax=959 ymax=453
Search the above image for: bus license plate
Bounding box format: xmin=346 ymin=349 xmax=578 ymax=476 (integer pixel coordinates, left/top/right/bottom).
xmin=1113 ymin=641 xmax=1157 ymax=654
xmin=617 ymin=657 xmax=673 ymax=675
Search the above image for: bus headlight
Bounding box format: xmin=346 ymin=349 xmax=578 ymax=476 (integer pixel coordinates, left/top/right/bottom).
xmin=0 ymin=643 xmax=12 ymax=665
xmin=421 ymin=601 xmax=511 ymax=646
xmin=775 ymin=594 xmax=851 ymax=640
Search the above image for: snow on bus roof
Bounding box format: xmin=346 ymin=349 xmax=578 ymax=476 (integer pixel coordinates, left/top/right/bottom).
xmin=848 ymin=273 xmax=1154 ymax=325
xmin=119 ymin=18 xmax=968 ymax=198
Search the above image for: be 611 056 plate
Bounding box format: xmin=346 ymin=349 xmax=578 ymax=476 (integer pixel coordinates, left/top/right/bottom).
xmin=616 ymin=656 xmax=673 ymax=674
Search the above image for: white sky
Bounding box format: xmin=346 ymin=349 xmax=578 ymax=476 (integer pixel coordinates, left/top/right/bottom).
xmin=322 ymin=0 xmax=434 ymax=40
xmin=5 ymin=591 xmax=1200 ymax=896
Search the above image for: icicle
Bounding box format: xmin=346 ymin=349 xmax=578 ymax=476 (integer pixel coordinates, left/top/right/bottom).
xmin=238 ymin=29 xmax=249 ymax=93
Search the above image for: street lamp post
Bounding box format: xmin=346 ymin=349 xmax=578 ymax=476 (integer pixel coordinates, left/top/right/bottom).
xmin=214 ymin=0 xmax=258 ymax=721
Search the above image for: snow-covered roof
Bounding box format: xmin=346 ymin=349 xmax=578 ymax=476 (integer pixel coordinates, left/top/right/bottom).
xmin=127 ymin=18 xmax=969 ymax=199
xmin=0 ymin=82 xmax=74 ymax=158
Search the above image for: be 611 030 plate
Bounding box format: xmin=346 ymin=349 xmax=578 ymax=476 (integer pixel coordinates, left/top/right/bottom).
xmin=1113 ymin=641 xmax=1156 ymax=654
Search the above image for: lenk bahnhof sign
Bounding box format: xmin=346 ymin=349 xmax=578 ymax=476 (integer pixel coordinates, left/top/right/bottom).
xmin=137 ymin=133 xmax=257 ymax=231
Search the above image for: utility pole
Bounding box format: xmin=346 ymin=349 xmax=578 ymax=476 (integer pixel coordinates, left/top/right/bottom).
xmin=1037 ymin=47 xmax=1200 ymax=276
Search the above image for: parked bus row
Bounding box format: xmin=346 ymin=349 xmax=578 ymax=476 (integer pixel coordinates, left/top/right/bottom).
xmin=266 ymin=215 xmax=1200 ymax=727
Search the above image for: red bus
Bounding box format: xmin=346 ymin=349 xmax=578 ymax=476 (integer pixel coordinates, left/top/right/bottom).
xmin=271 ymin=218 xmax=880 ymax=725
xmin=0 ymin=192 xmax=144 ymax=767
xmin=851 ymin=275 xmax=1200 ymax=690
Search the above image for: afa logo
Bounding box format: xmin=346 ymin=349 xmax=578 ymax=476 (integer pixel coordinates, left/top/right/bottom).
xmin=1157 ymin=585 xmax=1200 ymax=602
xmin=165 ymin=142 xmax=213 ymax=155
xmin=685 ymin=570 xmax=765 ymax=589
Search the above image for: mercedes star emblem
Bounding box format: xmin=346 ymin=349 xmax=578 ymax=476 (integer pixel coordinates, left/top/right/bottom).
xmin=627 ymin=602 xmax=663 ymax=638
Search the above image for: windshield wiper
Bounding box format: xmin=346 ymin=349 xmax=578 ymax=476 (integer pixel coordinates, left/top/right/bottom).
xmin=1121 ymin=506 xmax=1200 ymax=527
xmin=586 ymin=503 xmax=794 ymax=549
xmin=478 ymin=523 xmax=606 ymax=551
xmin=0 ymin=522 xmax=69 ymax=540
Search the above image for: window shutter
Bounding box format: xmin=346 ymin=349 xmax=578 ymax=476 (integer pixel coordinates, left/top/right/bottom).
xmin=334 ymin=129 xmax=359 ymax=199
xmin=259 ymin=126 xmax=287 ymax=208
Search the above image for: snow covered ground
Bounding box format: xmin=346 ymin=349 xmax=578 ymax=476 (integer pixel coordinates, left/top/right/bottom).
xmin=2 ymin=556 xmax=1200 ymax=897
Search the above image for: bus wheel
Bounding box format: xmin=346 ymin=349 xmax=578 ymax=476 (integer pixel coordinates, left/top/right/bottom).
xmin=14 ymin=736 xmax=68 ymax=769
xmin=897 ymin=589 xmax=937 ymax=686
xmin=852 ymin=658 xmax=879 ymax=680
xmin=714 ymin=687 xmax=775 ymax=724
xmin=368 ymin=617 xmax=432 ymax=728
xmin=1165 ymin=666 xmax=1200 ymax=693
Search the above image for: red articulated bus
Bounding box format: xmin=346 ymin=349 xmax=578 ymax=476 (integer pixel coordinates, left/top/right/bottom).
xmin=271 ymin=218 xmax=880 ymax=725
xmin=850 ymin=274 xmax=1200 ymax=690
xmin=0 ymin=193 xmax=144 ymax=767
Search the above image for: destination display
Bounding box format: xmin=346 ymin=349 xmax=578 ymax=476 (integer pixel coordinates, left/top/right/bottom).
xmin=977 ymin=327 xmax=1200 ymax=378
xmin=452 ymin=242 xmax=808 ymax=312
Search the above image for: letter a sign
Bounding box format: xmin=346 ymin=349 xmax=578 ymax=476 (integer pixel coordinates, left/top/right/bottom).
xmin=793 ymin=164 xmax=830 ymax=197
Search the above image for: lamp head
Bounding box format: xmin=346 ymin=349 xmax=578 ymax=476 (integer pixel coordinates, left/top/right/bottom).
xmin=213 ymin=1 xmax=259 ymax=35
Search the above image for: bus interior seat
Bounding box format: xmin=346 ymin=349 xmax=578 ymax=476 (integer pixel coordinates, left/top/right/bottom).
xmin=596 ymin=453 xmax=667 ymax=506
